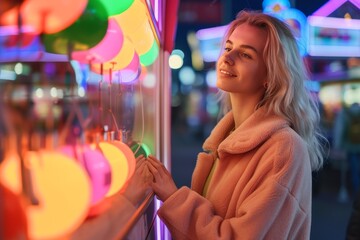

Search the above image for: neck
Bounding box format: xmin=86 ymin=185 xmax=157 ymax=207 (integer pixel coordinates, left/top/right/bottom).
xmin=230 ymin=93 xmax=263 ymax=129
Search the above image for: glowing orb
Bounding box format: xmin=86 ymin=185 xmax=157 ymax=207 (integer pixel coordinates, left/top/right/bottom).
xmin=100 ymin=0 xmax=134 ymax=16
xmin=91 ymin=37 xmax=135 ymax=74
xmin=111 ymin=140 xmax=136 ymax=181
xmin=72 ymin=18 xmax=124 ymax=64
xmin=96 ymin=142 xmax=129 ymax=196
xmin=60 ymin=144 xmax=111 ymax=205
xmin=130 ymin=142 xmax=151 ymax=158
xmin=140 ymin=40 xmax=159 ymax=66
xmin=0 ymin=150 xmax=91 ymax=240
xmin=0 ymin=0 xmax=87 ymax=34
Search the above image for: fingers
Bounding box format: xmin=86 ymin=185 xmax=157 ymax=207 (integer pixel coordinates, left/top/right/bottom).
xmin=135 ymin=155 xmax=146 ymax=170
xmin=141 ymin=164 xmax=154 ymax=183
xmin=146 ymin=159 xmax=161 ymax=182
xmin=147 ymin=155 xmax=167 ymax=170
xmin=136 ymin=155 xmax=146 ymax=163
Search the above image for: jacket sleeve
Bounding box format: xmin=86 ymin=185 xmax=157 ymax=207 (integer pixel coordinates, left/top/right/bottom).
xmin=157 ymin=182 xmax=309 ymax=240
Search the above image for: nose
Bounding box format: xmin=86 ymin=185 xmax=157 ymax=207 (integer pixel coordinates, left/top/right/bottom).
xmin=223 ymin=52 xmax=234 ymax=65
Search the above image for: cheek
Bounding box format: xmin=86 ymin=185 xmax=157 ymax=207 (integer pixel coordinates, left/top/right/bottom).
xmin=251 ymin=61 xmax=267 ymax=81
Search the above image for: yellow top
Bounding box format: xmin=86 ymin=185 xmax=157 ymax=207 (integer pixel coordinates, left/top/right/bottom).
xmin=202 ymin=157 xmax=218 ymax=197
xmin=203 ymin=128 xmax=235 ymax=197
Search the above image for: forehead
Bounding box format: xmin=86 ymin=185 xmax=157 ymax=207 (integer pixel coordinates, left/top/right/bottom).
xmin=228 ymin=23 xmax=267 ymax=52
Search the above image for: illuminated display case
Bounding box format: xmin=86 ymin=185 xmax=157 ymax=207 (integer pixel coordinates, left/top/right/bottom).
xmin=0 ymin=0 xmax=177 ymax=239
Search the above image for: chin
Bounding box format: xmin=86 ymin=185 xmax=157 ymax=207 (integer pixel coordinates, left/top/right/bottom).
xmin=216 ymin=81 xmax=228 ymax=92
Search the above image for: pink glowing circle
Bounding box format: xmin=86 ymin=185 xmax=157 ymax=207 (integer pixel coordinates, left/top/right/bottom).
xmin=60 ymin=144 xmax=111 ymax=205
xmin=72 ymin=18 xmax=124 ymax=64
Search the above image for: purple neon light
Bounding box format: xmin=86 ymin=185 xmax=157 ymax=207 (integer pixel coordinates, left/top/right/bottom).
xmin=308 ymin=16 xmax=360 ymax=29
xmin=312 ymin=0 xmax=360 ymax=16
xmin=196 ymin=25 xmax=228 ymax=40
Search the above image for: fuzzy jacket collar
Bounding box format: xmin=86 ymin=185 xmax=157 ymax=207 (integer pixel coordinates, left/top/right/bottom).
xmin=203 ymin=107 xmax=290 ymax=156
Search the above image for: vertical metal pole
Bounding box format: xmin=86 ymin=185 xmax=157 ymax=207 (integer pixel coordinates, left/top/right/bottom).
xmin=158 ymin=48 xmax=172 ymax=240
xmin=155 ymin=0 xmax=172 ymax=238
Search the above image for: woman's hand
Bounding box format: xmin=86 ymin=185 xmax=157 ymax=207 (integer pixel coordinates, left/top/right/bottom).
xmin=146 ymin=155 xmax=178 ymax=202
xmin=121 ymin=155 xmax=153 ymax=206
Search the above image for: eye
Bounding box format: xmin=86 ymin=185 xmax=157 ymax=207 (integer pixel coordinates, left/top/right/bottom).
xmin=240 ymin=52 xmax=251 ymax=59
xmin=224 ymin=47 xmax=231 ymax=52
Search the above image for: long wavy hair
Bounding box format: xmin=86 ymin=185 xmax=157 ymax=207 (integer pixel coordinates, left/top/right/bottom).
xmin=218 ymin=10 xmax=326 ymax=171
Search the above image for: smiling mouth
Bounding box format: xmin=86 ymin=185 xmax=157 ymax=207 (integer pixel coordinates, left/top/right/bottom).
xmin=220 ymin=69 xmax=237 ymax=77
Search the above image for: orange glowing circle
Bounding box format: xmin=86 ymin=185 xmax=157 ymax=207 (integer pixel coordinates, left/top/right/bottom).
xmin=0 ymin=150 xmax=91 ymax=240
xmin=111 ymin=140 xmax=136 ymax=181
xmin=1 ymin=0 xmax=87 ymax=34
xmin=96 ymin=142 xmax=129 ymax=196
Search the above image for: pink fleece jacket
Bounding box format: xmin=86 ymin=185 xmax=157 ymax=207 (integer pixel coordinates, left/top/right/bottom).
xmin=158 ymin=107 xmax=312 ymax=240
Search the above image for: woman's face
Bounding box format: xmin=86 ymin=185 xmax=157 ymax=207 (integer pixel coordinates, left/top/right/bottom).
xmin=216 ymin=23 xmax=268 ymax=96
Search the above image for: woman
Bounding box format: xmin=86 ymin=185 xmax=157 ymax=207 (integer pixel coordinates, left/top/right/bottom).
xmin=146 ymin=10 xmax=326 ymax=239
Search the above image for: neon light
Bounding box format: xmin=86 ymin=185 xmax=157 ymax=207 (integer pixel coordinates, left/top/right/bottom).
xmin=155 ymin=0 xmax=159 ymax=23
xmin=312 ymin=0 xmax=360 ymax=16
xmin=196 ymin=25 xmax=228 ymax=40
xmin=308 ymin=45 xmax=360 ymax=57
xmin=196 ymin=25 xmax=227 ymax=62
xmin=308 ymin=16 xmax=360 ymax=29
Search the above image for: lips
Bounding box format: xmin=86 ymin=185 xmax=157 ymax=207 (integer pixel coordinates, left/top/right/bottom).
xmin=219 ymin=69 xmax=237 ymax=77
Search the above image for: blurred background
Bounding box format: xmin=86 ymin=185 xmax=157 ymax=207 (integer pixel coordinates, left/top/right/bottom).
xmin=0 ymin=0 xmax=359 ymax=239
xmin=169 ymin=0 xmax=360 ymax=239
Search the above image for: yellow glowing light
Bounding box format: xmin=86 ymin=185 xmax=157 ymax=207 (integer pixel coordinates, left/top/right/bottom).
xmin=114 ymin=0 xmax=155 ymax=56
xmin=113 ymin=0 xmax=147 ymax=34
xmin=127 ymin=19 xmax=154 ymax=55
xmin=0 ymin=150 xmax=91 ymax=240
xmin=112 ymin=140 xmax=136 ymax=181
xmin=96 ymin=142 xmax=129 ymax=196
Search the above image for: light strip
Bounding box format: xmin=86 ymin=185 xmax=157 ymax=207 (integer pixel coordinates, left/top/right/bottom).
xmin=154 ymin=0 xmax=159 ymax=23
xmin=308 ymin=45 xmax=360 ymax=57
xmin=308 ymin=16 xmax=360 ymax=29
xmin=312 ymin=0 xmax=360 ymax=16
xmin=155 ymin=199 xmax=162 ymax=239
xmin=196 ymin=25 xmax=228 ymax=40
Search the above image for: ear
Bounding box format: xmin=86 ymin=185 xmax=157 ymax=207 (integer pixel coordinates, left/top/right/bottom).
xmin=263 ymin=81 xmax=268 ymax=89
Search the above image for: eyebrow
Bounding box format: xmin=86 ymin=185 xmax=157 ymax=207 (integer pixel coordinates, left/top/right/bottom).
xmin=225 ymin=40 xmax=259 ymax=54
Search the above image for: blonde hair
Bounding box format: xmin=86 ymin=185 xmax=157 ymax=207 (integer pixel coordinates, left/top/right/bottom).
xmin=218 ymin=10 xmax=326 ymax=171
